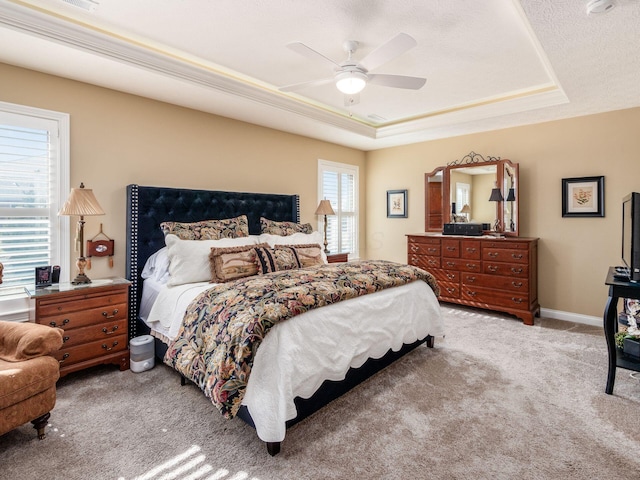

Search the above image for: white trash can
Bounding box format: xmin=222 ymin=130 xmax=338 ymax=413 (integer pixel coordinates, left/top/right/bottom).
xmin=130 ymin=335 xmax=155 ymax=373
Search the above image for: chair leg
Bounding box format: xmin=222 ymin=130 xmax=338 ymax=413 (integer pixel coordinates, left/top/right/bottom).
xmin=31 ymin=412 xmax=51 ymax=440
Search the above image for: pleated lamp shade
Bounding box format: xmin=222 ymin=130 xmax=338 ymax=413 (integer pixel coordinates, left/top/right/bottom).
xmin=59 ymin=183 xmax=105 ymax=216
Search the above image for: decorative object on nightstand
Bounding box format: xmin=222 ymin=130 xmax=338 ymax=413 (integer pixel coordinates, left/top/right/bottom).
xmin=315 ymin=199 xmax=335 ymax=254
xmin=26 ymin=278 xmax=131 ymax=377
xmin=327 ymin=253 xmax=348 ymax=263
xmin=58 ymin=183 xmax=105 ymax=284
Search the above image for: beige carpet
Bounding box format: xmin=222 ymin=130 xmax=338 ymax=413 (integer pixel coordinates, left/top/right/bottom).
xmin=1 ymin=305 xmax=639 ymax=480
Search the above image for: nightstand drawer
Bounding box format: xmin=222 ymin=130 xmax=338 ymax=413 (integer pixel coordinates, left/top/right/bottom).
xmin=36 ymin=291 xmax=127 ymax=317
xmin=60 ymin=318 xmax=128 ymax=347
xmin=57 ymin=335 xmax=128 ymax=367
xmin=40 ymin=302 xmax=128 ymax=330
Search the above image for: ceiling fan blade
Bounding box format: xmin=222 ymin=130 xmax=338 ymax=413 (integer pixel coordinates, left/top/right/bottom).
xmin=359 ymin=33 xmax=417 ymax=72
xmin=279 ymin=77 xmax=335 ymax=92
xmin=368 ymin=73 xmax=426 ymax=90
xmin=344 ymin=93 xmax=360 ymax=107
xmin=286 ymin=42 xmax=341 ymax=70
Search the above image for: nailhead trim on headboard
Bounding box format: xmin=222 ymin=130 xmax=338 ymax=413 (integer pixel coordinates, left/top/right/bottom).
xmin=125 ymin=184 xmax=300 ymax=340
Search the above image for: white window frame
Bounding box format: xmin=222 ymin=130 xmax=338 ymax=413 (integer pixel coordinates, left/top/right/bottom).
xmin=0 ymin=101 xmax=70 ymax=321
xmin=317 ymin=159 xmax=359 ymax=259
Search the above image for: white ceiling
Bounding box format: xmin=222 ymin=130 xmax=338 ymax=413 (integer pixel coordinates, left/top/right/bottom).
xmin=0 ymin=0 xmax=639 ymax=151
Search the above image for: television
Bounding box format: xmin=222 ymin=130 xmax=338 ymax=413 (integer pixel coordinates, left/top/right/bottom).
xmin=622 ymin=192 xmax=640 ymax=282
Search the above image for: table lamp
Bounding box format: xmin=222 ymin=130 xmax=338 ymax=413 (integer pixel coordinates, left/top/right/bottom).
xmin=315 ymin=199 xmax=335 ymax=254
xmin=488 ymin=183 xmax=504 ymax=232
xmin=59 ymin=183 xmax=105 ymax=284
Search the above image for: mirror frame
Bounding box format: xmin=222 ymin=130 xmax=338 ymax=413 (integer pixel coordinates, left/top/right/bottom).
xmin=424 ymin=156 xmax=519 ymax=237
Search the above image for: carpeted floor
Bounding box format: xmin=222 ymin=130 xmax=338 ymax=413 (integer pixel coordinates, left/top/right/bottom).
xmin=1 ymin=305 xmax=639 ymax=480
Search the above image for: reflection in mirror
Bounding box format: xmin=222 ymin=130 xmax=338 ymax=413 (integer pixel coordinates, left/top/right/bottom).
xmin=424 ymin=153 xmax=519 ymax=236
xmin=450 ymin=165 xmax=497 ymax=227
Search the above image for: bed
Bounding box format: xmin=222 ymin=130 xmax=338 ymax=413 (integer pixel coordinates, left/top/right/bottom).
xmin=125 ymin=184 xmax=444 ymax=455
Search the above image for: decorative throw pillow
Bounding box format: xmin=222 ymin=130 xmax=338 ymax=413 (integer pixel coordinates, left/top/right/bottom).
xmin=260 ymin=217 xmax=313 ymax=236
xmin=259 ymin=232 xmax=328 ymax=264
xmin=161 ymin=215 xmax=249 ymax=240
xmin=254 ymin=246 xmax=302 ymax=274
xmin=165 ymin=234 xmax=260 ymax=286
xmin=209 ymin=243 xmax=268 ymax=283
xmin=277 ymin=244 xmax=323 ymax=268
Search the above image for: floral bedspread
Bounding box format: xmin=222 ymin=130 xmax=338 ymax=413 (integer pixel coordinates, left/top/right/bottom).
xmin=164 ymin=260 xmax=439 ymax=418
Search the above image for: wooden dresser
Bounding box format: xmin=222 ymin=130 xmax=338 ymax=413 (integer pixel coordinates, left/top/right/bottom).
xmin=407 ymin=234 xmax=539 ymax=325
xmin=28 ymin=278 xmax=130 ymax=377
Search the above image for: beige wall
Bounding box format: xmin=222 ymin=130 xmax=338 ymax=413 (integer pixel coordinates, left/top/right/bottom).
xmin=0 ymin=63 xmax=365 ymax=282
xmin=366 ymin=107 xmax=640 ymax=318
xmin=4 ymin=61 xmax=640 ymax=319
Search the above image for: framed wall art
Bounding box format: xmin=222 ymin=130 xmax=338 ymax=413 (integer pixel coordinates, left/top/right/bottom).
xmin=562 ymin=176 xmax=604 ymax=217
xmin=387 ymin=189 xmax=408 ymax=218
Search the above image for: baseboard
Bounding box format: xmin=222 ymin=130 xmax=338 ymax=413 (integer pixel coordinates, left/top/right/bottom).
xmin=540 ymin=308 xmax=601 ymax=327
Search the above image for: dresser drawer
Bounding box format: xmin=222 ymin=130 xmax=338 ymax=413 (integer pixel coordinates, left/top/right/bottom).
xmin=483 ymin=262 xmax=529 ymax=277
xmin=39 ymin=302 xmax=128 ymax=330
xmin=56 ymin=334 xmax=128 ymax=367
xmin=60 ymin=318 xmax=127 ymax=348
xmin=442 ymin=258 xmax=481 ymax=273
xmin=438 ymin=281 xmax=460 ymax=299
xmin=461 ymin=240 xmax=481 ymax=260
xmin=482 ymin=248 xmax=528 ymax=264
xmin=462 ymin=273 xmax=528 ymax=292
xmin=409 ymin=241 xmax=440 ymax=256
xmin=442 ymin=239 xmax=460 ymax=258
xmin=409 ymin=254 xmax=441 ymax=270
xmin=460 ymin=285 xmax=529 ymax=310
xmin=432 ymin=269 xmax=459 ymax=283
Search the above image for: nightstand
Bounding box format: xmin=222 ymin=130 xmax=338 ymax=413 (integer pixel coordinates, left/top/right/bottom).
xmin=26 ymin=278 xmax=131 ymax=377
xmin=327 ymin=253 xmax=349 ymax=263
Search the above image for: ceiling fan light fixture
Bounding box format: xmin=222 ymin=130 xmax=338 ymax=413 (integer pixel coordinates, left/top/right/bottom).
xmin=335 ymin=71 xmax=368 ymax=95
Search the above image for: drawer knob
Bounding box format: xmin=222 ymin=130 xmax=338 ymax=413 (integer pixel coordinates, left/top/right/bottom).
xmin=511 ymin=267 xmax=523 ymax=274
xmin=49 ymin=318 xmax=69 ymax=328
xmin=446 ymin=262 xmax=455 ymax=268
xmin=446 ymin=287 xmax=456 ymax=294
xmin=466 ymin=263 xmax=477 ymax=270
xmin=102 ymin=325 xmax=119 ymax=335
xmin=512 ymin=281 xmax=523 ymax=288
xmin=59 ymin=353 xmax=69 ymax=364
xmin=512 ymin=253 xmax=523 ymax=260
xmin=446 ymin=273 xmax=455 ymax=280
xmin=511 ymin=297 xmax=524 ymax=304
xmin=410 ymin=245 xmax=419 ymax=252
xmin=467 ymin=276 xmax=476 ymax=282
xmin=102 ymin=341 xmax=119 ymax=351
xmin=466 ymin=247 xmax=476 ymax=253
xmin=102 ymin=309 xmax=119 ymax=319
xmin=63 ymin=336 xmax=69 ymax=343
xmin=467 ymin=291 xmax=477 ymax=297
xmin=428 ymin=248 xmax=437 ymax=253
xmin=488 ymin=265 xmax=498 ymax=273
xmin=446 ymin=246 xmax=456 ymax=251
xmin=428 ymin=259 xmax=438 ymax=266
xmin=488 ymin=252 xmax=498 ymax=258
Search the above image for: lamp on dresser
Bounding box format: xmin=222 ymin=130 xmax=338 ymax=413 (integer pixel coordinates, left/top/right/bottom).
xmin=59 ymin=183 xmax=105 ymax=284
xmin=315 ymin=199 xmax=335 ymax=254
xmin=488 ymin=184 xmax=504 ymax=232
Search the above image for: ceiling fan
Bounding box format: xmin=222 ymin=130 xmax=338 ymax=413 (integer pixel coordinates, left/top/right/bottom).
xmin=279 ymin=33 xmax=426 ymax=106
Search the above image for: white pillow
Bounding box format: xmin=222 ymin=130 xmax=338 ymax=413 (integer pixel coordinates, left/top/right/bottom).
xmin=165 ymin=234 xmax=261 ymax=286
xmin=141 ymin=247 xmax=170 ymax=283
xmin=258 ymin=232 xmax=328 ymax=264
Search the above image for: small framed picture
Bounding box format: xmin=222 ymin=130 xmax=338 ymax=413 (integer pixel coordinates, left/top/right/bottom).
xmin=562 ymin=176 xmax=604 ymax=217
xmin=35 ymin=266 xmax=52 ymax=288
xmin=387 ymin=189 xmax=408 ymax=218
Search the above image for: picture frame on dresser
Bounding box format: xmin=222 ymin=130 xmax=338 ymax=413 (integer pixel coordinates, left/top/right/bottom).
xmin=387 ymin=189 xmax=408 ymax=218
xmin=561 ymin=176 xmax=605 ymax=218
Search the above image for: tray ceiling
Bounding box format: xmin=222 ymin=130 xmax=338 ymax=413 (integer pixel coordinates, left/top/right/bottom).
xmin=0 ymin=0 xmax=638 ymax=150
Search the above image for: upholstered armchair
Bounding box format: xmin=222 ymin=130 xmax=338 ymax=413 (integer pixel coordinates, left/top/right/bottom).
xmin=0 ymin=320 xmax=64 ymax=439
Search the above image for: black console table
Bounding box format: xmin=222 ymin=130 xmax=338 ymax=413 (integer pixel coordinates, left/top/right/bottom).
xmin=604 ymin=266 xmax=640 ymax=394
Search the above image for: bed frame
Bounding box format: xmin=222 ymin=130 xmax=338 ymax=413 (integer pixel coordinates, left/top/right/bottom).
xmin=125 ymin=184 xmax=433 ymax=456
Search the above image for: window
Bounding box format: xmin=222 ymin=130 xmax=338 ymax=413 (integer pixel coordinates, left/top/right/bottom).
xmin=0 ymin=101 xmax=69 ymax=321
xmin=318 ymin=160 xmax=359 ymax=258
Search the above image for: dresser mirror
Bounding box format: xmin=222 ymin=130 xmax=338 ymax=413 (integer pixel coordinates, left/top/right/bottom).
xmin=424 ymin=153 xmax=519 ymax=237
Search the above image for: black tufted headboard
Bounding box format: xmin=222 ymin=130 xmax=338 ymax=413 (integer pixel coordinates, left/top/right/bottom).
xmin=125 ymin=184 xmax=300 ymax=338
